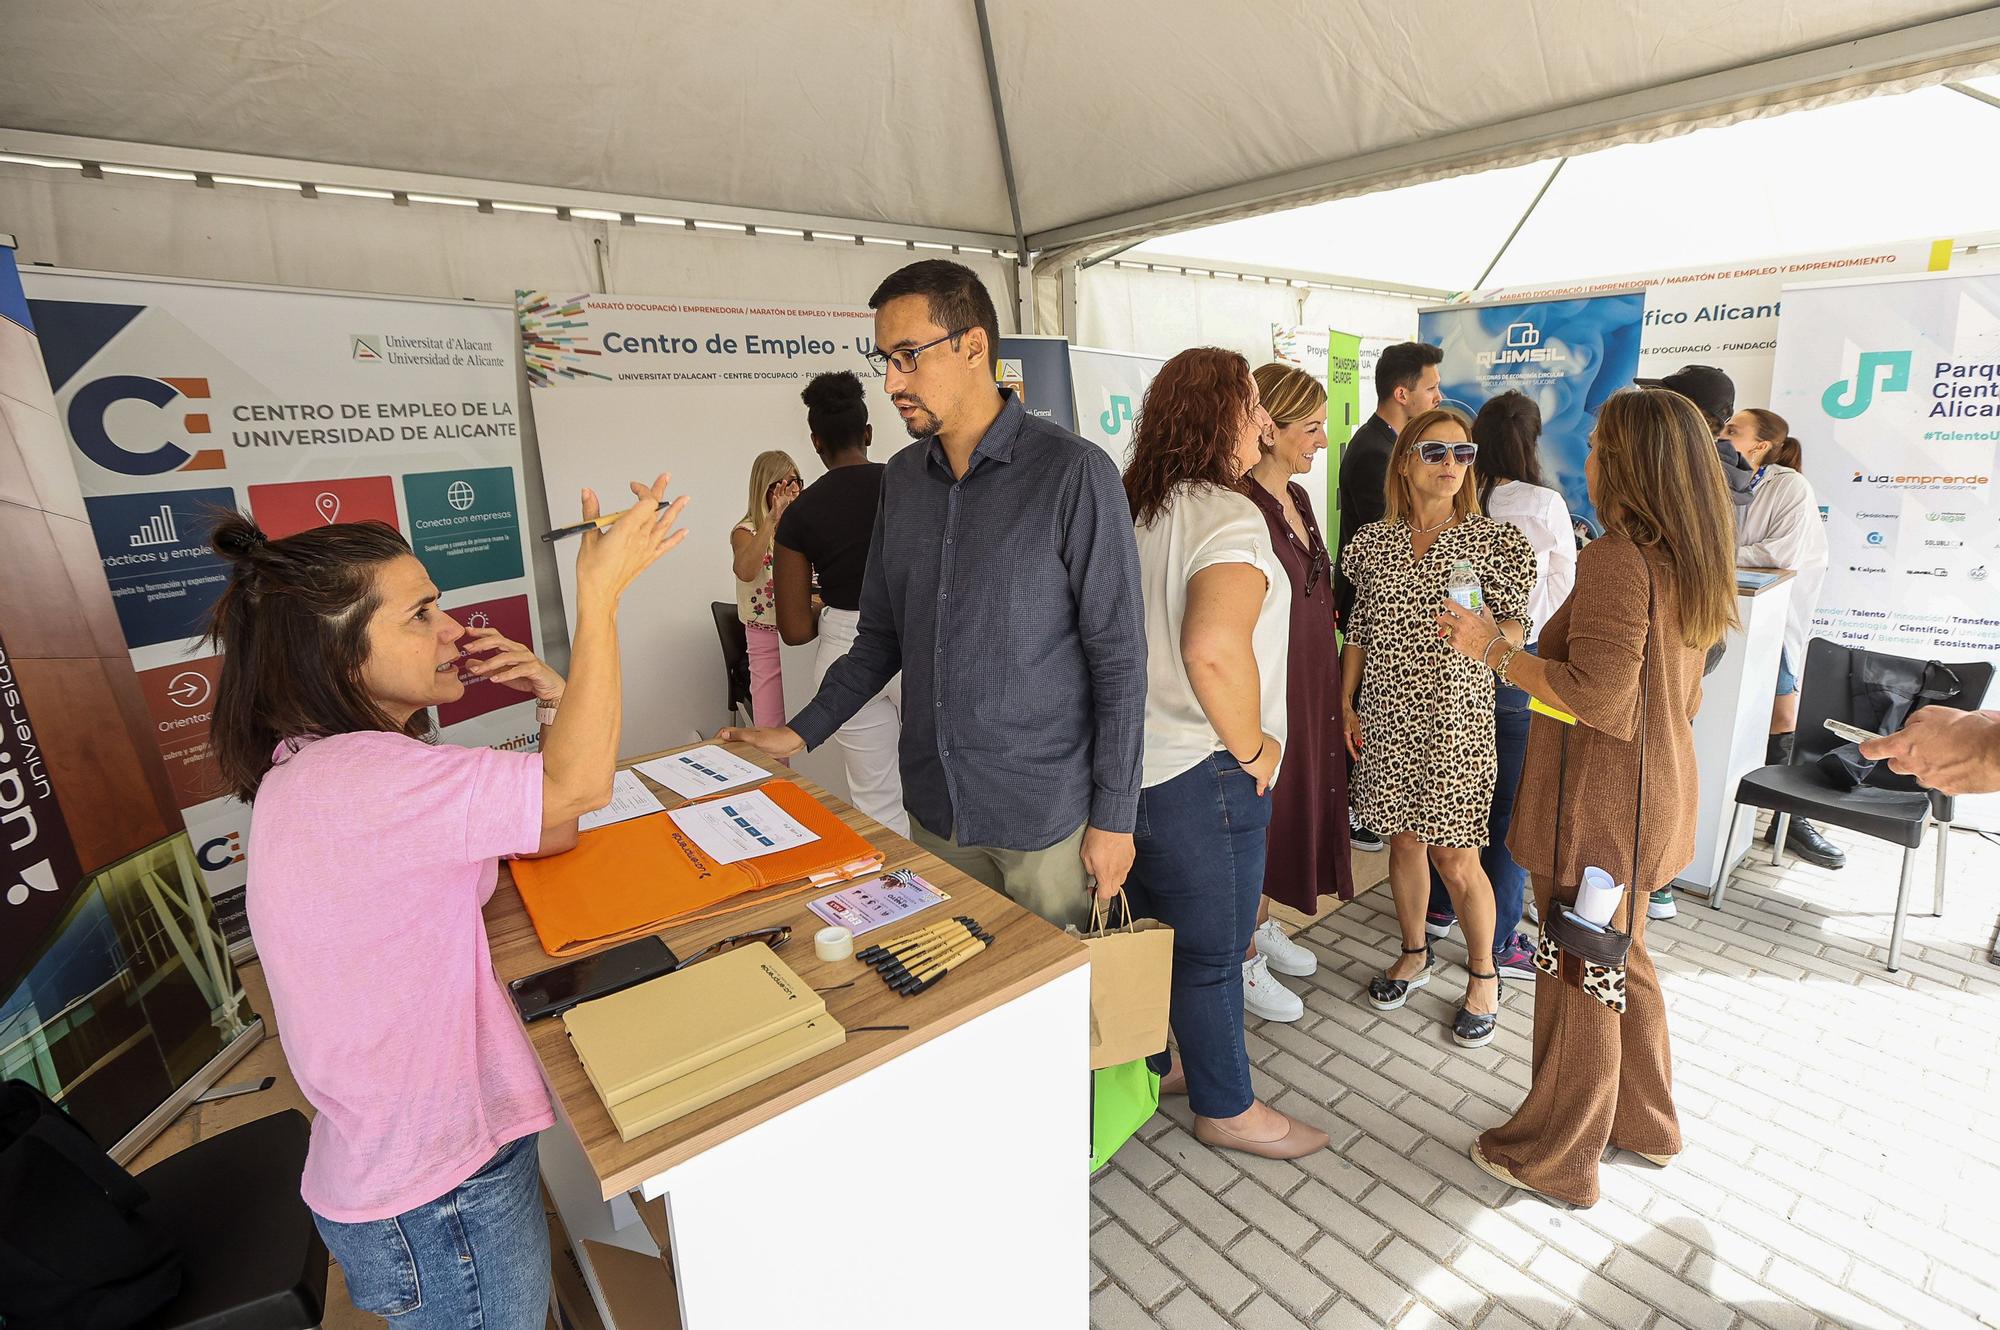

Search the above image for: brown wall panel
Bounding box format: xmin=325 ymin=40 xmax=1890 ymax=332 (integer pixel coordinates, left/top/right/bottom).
xmin=0 ymin=500 xmax=100 ymax=659
xmin=8 ymin=656 xmax=179 ymax=867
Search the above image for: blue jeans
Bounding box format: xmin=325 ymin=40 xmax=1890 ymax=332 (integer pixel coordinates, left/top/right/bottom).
xmin=312 ymin=1134 xmax=549 ymax=1330
xmin=1125 ymin=752 xmax=1274 ymax=1120
xmin=1428 ymin=675 xmax=1532 ymax=951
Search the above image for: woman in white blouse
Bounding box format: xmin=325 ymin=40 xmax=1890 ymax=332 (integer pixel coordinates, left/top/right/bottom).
xmin=1720 ymin=407 xmax=1842 ymax=870
xmin=1121 ymin=346 xmax=1327 ymax=1161
xmin=1423 ymin=392 xmax=1573 ymax=972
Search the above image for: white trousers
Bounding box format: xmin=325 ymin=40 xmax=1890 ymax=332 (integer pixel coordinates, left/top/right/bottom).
xmin=814 ymin=607 xmax=909 ymax=837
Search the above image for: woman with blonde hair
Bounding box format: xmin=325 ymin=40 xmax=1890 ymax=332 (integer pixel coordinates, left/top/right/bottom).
xmin=730 ymin=449 xmax=802 ymax=730
xmin=1443 ymin=387 xmax=1738 ymax=1207
xmin=1232 ymin=362 xmax=1353 ymax=1023
xmin=1343 ymin=406 xmax=1536 ymax=1049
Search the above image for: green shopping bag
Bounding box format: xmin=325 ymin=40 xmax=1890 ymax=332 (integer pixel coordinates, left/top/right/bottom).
xmin=1090 ymin=1057 xmax=1161 ymax=1172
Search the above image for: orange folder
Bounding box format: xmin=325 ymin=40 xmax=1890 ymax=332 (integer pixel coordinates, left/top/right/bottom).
xmin=510 ymin=780 xmax=884 ymax=956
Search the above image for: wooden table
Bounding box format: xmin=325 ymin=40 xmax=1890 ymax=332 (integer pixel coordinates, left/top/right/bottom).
xmin=486 ymin=741 xmax=1090 ymax=1330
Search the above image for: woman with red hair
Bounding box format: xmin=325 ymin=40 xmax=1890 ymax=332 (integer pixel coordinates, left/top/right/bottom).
xmin=1122 ymin=347 xmax=1328 ymax=1160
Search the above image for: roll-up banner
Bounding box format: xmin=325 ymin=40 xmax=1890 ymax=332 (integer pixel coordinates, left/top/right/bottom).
xmin=1070 ymin=346 xmax=1165 ymax=469
xmin=1467 ymin=239 xmax=1949 ymax=409
xmin=25 ymin=270 xmax=537 ymax=943
xmin=1418 ymin=294 xmax=1646 ymax=529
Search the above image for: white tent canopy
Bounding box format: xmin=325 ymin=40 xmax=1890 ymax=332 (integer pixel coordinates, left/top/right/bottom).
xmin=5 ymin=0 xmax=2000 ymax=262
xmin=1128 ymin=75 xmax=2000 ymax=292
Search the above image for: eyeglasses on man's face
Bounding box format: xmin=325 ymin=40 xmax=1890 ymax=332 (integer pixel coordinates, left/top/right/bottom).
xmin=863 ymin=327 xmax=971 ymax=376
xmin=1417 ymin=441 xmax=1478 ymax=466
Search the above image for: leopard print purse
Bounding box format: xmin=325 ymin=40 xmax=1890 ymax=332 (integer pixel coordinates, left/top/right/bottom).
xmin=1534 ymin=568 xmax=1651 ymax=1016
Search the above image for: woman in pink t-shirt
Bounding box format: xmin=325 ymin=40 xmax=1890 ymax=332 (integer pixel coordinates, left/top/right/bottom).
xmin=208 ymin=476 xmax=685 ymax=1330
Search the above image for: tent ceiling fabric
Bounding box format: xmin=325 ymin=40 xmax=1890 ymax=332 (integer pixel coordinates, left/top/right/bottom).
xmin=2 ymin=1 xmax=1997 ymax=251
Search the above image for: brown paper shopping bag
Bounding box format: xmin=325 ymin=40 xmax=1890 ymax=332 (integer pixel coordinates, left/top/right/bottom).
xmin=1072 ymin=890 xmax=1175 ymax=1071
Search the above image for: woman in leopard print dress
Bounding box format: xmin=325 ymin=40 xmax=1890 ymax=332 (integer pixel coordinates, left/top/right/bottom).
xmin=1339 ymin=407 xmax=1534 ymax=1049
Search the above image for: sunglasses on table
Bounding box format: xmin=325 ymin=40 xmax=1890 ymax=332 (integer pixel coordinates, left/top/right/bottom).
xmin=1416 ymin=441 xmax=1478 ymax=465
xmin=674 ymin=924 xmax=791 ymax=970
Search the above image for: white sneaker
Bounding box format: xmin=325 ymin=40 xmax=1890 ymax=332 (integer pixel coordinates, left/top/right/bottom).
xmin=1242 ymin=954 xmax=1306 ymax=1023
xmin=1523 ymin=898 xmax=1539 ymax=926
xmin=1253 ymin=920 xmax=1318 ymax=977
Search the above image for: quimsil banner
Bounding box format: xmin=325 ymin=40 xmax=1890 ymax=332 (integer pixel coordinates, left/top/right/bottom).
xmin=519 ymin=292 xmax=910 ymax=782
xmin=25 ymin=270 xmax=537 ymax=944
xmin=1470 ymin=238 xmax=1947 ymax=410
xmin=1769 ymin=269 xmax=1999 ymax=673
xmin=1419 ymin=294 xmax=1645 ymax=527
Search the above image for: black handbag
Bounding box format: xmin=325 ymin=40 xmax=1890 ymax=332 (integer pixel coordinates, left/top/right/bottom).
xmin=1533 ymin=568 xmax=1651 ymax=1013
xmin=0 ymin=1080 xmax=182 ymax=1330
xmin=1818 ymin=656 xmax=1963 ymax=790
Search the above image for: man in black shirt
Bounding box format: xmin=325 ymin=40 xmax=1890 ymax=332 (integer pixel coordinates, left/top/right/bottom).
xmin=1334 ymin=342 xmax=1442 ymax=854
xmin=1334 ymin=341 xmax=1445 ymax=624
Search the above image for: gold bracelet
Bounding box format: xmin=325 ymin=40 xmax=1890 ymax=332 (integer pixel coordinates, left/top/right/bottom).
xmin=1493 ymin=645 xmax=1520 ymax=680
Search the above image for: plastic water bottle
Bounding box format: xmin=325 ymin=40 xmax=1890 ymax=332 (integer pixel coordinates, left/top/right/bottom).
xmin=1446 ymin=560 xmax=1484 ymax=612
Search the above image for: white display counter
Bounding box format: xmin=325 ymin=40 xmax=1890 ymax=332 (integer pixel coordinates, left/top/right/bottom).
xmin=1674 ymin=571 xmax=1795 ymax=898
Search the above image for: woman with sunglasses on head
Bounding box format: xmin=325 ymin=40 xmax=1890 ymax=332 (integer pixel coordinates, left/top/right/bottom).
xmin=730 ymin=449 xmax=803 ymax=731
xmin=1233 ymin=362 xmax=1354 ymax=1023
xmin=1341 ymin=407 xmax=1535 ymax=1048
xmin=212 ymin=477 xmax=685 ymax=1330
xmin=1440 ymin=389 xmax=1737 ymax=1206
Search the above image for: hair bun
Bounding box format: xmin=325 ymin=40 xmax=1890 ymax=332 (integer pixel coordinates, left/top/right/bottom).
xmin=210 ymin=512 xmax=270 ymax=562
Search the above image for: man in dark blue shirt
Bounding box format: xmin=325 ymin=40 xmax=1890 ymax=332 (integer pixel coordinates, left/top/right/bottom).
xmin=722 ymin=260 xmax=1145 ymax=928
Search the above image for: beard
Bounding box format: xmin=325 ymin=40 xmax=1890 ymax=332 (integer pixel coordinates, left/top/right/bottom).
xmin=894 ymin=396 xmax=943 ymax=439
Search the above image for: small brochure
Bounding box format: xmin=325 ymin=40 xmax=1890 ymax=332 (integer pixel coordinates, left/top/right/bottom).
xmin=667 ymin=789 xmax=820 ymax=865
xmin=578 ymin=769 xmax=666 ymax=832
xmin=807 ymin=869 xmax=951 ymax=937
xmin=636 ymin=745 xmax=770 ymax=800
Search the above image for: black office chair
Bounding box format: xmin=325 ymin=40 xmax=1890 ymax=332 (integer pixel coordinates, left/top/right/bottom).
xmin=136 ymin=1109 xmax=327 ymax=1330
xmin=710 ymin=601 xmax=752 ymax=727
xmin=1712 ymin=637 xmax=1994 ymax=972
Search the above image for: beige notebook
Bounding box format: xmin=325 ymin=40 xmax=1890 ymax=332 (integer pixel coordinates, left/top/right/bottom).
xmin=563 ymin=942 xmax=824 ymax=1106
xmin=606 ymin=1015 xmax=847 ymax=1140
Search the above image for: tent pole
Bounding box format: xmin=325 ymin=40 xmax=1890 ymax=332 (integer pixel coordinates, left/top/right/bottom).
xmin=1946 ymin=80 xmax=2000 ymax=111
xmin=1473 ymin=158 xmax=1565 ymax=291
xmin=972 ymin=0 xmax=1030 ymax=266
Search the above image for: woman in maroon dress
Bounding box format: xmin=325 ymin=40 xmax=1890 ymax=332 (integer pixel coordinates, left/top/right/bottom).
xmin=1237 ymin=362 xmax=1355 ymax=1022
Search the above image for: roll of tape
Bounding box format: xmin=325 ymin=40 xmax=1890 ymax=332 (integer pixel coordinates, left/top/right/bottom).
xmin=814 ymin=926 xmax=855 ymax=962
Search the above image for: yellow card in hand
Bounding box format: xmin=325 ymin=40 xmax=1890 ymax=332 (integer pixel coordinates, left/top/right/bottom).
xmin=1529 ymin=696 xmax=1578 ymax=726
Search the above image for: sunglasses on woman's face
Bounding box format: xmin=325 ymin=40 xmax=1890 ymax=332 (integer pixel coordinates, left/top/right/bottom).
xmin=1417 ymin=441 xmax=1478 ymax=466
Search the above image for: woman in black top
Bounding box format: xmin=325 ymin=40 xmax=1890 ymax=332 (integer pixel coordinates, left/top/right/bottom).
xmin=773 ymin=372 xmax=907 ymax=835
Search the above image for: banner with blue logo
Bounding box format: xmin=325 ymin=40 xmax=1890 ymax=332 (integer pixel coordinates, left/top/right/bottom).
xmin=22 ymin=269 xmax=535 ymax=941
xmin=1769 ymin=270 xmax=2000 ymax=678
xmin=1418 ymin=294 xmax=1646 ymax=528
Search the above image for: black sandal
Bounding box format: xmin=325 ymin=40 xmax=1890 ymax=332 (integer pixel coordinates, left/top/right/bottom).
xmin=1367 ymin=943 xmax=1434 ymax=1011
xmin=1454 ymin=968 xmax=1501 ymax=1048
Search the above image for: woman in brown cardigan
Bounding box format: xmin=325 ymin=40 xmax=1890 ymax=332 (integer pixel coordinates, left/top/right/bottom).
xmin=1437 ymin=387 xmax=1739 ymax=1207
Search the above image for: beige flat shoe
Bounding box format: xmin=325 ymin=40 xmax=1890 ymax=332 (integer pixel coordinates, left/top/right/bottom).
xmin=1194 ymin=1112 xmax=1329 ymax=1160
xmin=1630 ymin=1149 xmax=1675 ymax=1167
xmin=1158 ymin=1057 xmax=1186 ymax=1096
xmin=1470 ymin=1139 xmax=1557 ymax=1197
